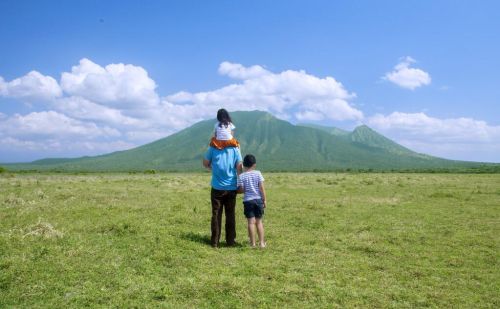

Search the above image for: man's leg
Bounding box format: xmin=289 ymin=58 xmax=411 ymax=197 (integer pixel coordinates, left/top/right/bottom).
xmin=223 ymin=190 xmax=237 ymax=246
xmin=210 ymin=188 xmax=224 ymax=247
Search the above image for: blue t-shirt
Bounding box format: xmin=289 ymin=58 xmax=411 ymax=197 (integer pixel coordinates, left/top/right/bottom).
xmin=204 ymin=147 xmax=242 ymax=190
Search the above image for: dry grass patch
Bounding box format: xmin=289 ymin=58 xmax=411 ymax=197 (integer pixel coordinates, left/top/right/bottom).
xmin=23 ymin=219 xmax=64 ymax=239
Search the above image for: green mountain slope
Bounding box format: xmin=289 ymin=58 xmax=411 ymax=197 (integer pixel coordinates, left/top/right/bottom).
xmin=348 ymin=125 xmax=413 ymax=154
xmin=297 ymin=123 xmax=350 ymax=137
xmin=4 ymin=111 xmax=496 ymax=172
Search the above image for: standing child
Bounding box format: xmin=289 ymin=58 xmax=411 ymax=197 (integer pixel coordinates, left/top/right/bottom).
xmin=237 ymin=154 xmax=267 ymax=248
xmin=210 ymin=108 xmax=240 ymax=150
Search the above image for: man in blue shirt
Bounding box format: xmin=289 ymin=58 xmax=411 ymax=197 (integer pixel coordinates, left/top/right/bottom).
xmin=203 ymin=146 xmax=242 ymax=247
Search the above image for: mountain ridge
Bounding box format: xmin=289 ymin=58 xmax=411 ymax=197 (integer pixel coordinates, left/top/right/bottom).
xmin=3 ymin=110 xmax=497 ymax=172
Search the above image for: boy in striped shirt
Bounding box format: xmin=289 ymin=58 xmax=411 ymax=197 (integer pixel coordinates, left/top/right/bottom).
xmin=237 ymin=154 xmax=267 ymax=248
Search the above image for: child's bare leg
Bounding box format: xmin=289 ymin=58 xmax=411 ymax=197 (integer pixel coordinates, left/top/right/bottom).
xmin=256 ymin=218 xmax=265 ymax=247
xmin=247 ymin=217 xmax=256 ymax=247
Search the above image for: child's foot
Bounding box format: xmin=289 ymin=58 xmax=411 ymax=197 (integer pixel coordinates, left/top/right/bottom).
xmin=259 ymin=242 xmax=266 ymax=248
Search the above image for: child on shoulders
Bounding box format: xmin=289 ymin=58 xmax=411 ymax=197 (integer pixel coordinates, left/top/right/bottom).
xmin=210 ymin=108 xmax=240 ymax=150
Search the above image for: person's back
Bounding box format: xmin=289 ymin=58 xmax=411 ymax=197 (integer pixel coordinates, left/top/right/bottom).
xmin=207 ymin=147 xmax=242 ymax=190
xmin=239 ymin=170 xmax=264 ymax=202
xmin=214 ymin=121 xmax=235 ymax=141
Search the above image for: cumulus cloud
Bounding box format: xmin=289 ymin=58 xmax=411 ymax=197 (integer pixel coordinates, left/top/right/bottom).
xmin=0 ymin=71 xmax=62 ymax=102
xmin=368 ymin=112 xmax=499 ymax=142
xmin=0 ymin=58 xmax=173 ymax=160
xmin=165 ymin=61 xmax=363 ymax=124
xmin=383 ymin=57 xmax=431 ymax=90
xmin=60 ymin=58 xmax=160 ymax=111
xmin=218 ymin=61 xmax=270 ymax=80
xmin=0 ymin=137 xmax=135 ymax=162
xmin=52 ymin=96 xmax=143 ymax=127
xmin=0 ymin=111 xmax=120 ymax=139
xmin=368 ymin=112 xmax=500 ymax=161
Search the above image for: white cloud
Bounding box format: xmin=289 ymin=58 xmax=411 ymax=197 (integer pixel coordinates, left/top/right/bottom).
xmin=165 ymin=61 xmax=363 ymax=123
xmin=368 ymin=112 xmax=500 ymax=161
xmin=0 ymin=137 xmax=135 ymax=162
xmin=218 ymin=62 xmax=270 ymax=80
xmin=60 ymin=58 xmax=160 ymax=111
xmin=0 ymin=71 xmax=62 ymax=102
xmin=0 ymin=59 xmax=171 ymax=158
xmin=295 ymin=110 xmax=325 ymax=121
xmin=52 ymin=96 xmax=143 ymax=127
xmin=383 ymin=57 xmax=431 ymax=90
xmin=0 ymin=111 xmax=120 ymax=139
xmin=368 ymin=112 xmax=499 ymax=142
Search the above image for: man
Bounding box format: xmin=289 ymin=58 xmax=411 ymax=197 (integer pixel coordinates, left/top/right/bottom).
xmin=203 ymin=146 xmax=242 ymax=247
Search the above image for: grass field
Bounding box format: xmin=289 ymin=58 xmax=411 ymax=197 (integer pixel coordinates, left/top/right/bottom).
xmin=1 ymin=172 xmax=499 ymax=308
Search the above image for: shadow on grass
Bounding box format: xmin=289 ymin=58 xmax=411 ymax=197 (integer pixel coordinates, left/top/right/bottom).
xmin=180 ymin=232 xmax=245 ymax=248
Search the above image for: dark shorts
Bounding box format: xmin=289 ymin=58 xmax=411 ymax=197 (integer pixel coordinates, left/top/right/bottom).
xmin=243 ymin=199 xmax=265 ymax=219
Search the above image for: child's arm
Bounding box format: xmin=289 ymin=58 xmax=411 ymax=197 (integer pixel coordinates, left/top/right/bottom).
xmin=259 ymin=181 xmax=267 ymax=208
xmin=236 ymin=186 xmax=244 ymax=194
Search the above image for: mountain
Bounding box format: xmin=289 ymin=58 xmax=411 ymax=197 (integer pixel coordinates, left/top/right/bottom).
xmin=297 ymin=123 xmax=350 ymax=137
xmin=3 ymin=111 xmax=496 ymax=172
xmin=301 ymin=123 xmax=422 ymax=156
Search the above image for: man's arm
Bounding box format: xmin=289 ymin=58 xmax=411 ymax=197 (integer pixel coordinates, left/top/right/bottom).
xmin=236 ymin=163 xmax=245 ymax=193
xmin=203 ymin=148 xmax=212 ymax=170
xmin=259 ymin=181 xmax=267 ymax=208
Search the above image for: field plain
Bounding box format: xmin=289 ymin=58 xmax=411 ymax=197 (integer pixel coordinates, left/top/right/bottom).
xmin=0 ymin=172 xmax=499 ymax=308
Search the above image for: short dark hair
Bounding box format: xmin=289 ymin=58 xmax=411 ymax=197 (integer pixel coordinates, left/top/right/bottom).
xmin=216 ymin=108 xmax=232 ymax=127
xmin=243 ymin=154 xmax=256 ymax=168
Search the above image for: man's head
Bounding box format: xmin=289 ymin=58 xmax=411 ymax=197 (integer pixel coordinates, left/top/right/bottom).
xmin=243 ymin=154 xmax=256 ymax=169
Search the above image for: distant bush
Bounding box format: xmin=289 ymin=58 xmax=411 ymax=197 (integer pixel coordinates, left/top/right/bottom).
xmin=0 ymin=166 xmax=7 ymax=173
xmin=144 ymin=169 xmax=156 ymax=174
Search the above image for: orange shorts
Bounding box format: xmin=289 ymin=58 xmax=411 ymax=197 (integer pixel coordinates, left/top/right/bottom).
xmin=209 ymin=137 xmax=240 ymax=150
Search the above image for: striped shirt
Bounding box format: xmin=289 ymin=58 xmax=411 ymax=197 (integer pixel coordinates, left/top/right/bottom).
xmin=237 ymin=170 xmax=265 ymax=202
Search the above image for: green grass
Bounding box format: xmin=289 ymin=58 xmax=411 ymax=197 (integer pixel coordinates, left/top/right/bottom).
xmin=1 ymin=172 xmax=499 ymax=308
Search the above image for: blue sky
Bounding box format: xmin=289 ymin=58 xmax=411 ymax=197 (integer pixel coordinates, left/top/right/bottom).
xmin=1 ymin=0 xmax=499 ymax=162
